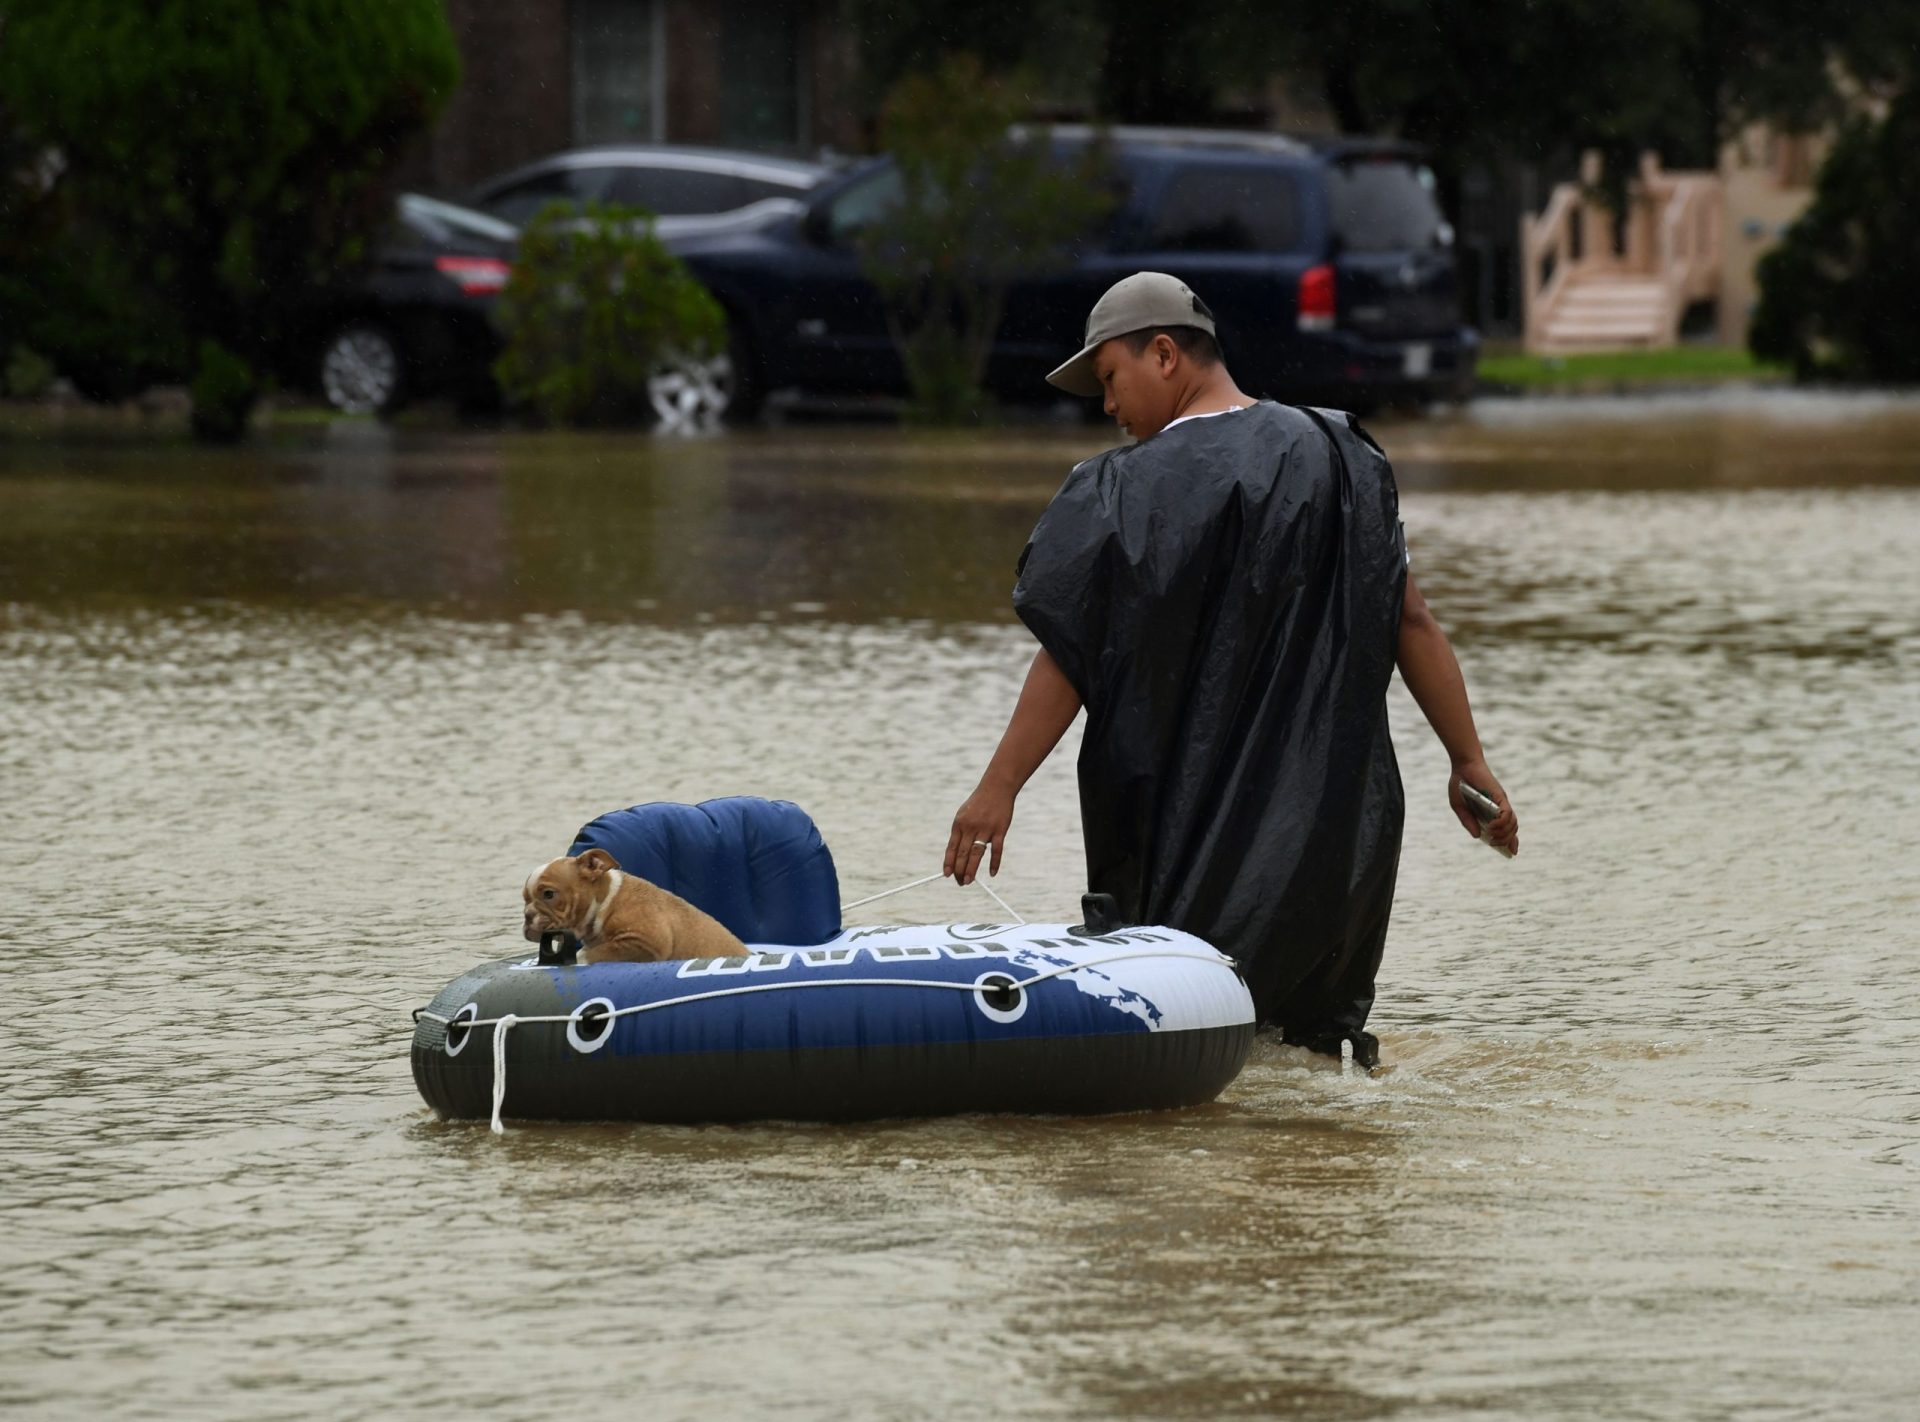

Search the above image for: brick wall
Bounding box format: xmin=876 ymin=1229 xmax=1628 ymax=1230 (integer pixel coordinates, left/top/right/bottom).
xmin=396 ymin=0 xmax=867 ymax=197
xmin=804 ymin=2 xmax=864 ymax=154
xmin=662 ymin=1 xmax=723 ymax=145
xmin=397 ymin=0 xmax=575 ymax=196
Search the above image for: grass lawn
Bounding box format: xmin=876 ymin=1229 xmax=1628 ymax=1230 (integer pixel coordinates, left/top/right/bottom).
xmin=1478 ymin=346 xmax=1787 ymax=388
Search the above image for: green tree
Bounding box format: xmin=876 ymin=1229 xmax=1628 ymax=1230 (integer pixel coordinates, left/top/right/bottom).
xmin=1749 ymin=87 xmax=1920 ymax=382
xmin=492 ymin=202 xmax=727 ymax=427
xmin=858 ymin=55 xmax=1115 ymax=423
xmin=847 ymin=3 xmax=1902 ymax=203
xmin=847 ymin=0 xmax=1099 ymax=111
xmin=1281 ymin=0 xmax=1915 ymax=181
xmin=0 ymin=0 xmax=459 ymax=439
xmin=847 ymin=1 xmax=1278 ymax=126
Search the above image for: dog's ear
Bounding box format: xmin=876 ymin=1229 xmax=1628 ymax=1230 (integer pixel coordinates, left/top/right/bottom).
xmin=575 ymin=848 xmax=618 ymax=877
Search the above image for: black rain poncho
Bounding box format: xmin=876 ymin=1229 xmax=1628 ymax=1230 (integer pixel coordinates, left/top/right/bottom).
xmin=1013 ymin=401 xmax=1408 ymax=1036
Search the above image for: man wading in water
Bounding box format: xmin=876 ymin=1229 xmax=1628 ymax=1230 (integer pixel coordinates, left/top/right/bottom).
xmin=944 ymin=272 xmax=1518 ymax=1067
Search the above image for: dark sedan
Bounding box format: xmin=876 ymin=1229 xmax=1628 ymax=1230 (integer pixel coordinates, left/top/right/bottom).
xmin=287 ymin=193 xmax=516 ymax=415
xmin=465 ymin=145 xmax=828 ymax=227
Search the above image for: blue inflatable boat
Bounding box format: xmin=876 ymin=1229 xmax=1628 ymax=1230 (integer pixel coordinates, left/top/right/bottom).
xmin=410 ymin=798 xmax=1255 ymax=1128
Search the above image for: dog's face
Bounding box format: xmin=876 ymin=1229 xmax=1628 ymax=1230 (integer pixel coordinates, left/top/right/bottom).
xmin=522 ymin=848 xmax=618 ymax=941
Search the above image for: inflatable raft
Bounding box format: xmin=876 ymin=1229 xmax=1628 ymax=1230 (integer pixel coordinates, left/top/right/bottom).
xmin=410 ymin=798 xmax=1255 ymax=1128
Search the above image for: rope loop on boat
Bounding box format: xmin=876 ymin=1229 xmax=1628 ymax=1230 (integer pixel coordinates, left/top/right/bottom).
xmin=490 ymin=1013 xmax=518 ymax=1135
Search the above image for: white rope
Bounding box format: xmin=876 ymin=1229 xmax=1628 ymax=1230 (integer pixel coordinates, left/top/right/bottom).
xmin=838 ymin=870 xmax=1027 ymax=925
xmin=490 ymin=1012 xmax=517 ymax=1135
xmin=433 ymin=947 xmax=1238 ymax=1133
xmin=976 ymin=880 xmax=1026 ymax=927
xmin=424 ymin=949 xmax=1233 ymax=1035
xmin=837 ymin=872 xmax=945 ymax=912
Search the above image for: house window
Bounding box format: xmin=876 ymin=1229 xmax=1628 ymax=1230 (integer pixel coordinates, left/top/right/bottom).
xmin=573 ymin=0 xmax=662 ymax=144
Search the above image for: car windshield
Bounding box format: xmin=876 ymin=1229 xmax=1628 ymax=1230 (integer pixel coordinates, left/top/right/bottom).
xmin=398 ymin=193 xmax=519 ymax=245
xmin=825 ymin=164 xmax=904 ymax=244
xmin=1327 ymin=159 xmax=1447 ymax=253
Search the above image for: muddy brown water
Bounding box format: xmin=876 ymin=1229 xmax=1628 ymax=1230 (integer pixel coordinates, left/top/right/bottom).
xmin=3 ymin=391 xmax=1917 ymax=1419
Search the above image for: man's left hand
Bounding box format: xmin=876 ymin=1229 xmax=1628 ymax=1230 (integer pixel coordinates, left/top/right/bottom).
xmin=1449 ymin=761 xmax=1518 ymax=856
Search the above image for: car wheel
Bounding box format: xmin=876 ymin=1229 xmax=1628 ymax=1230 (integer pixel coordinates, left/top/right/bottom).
xmin=647 ymin=347 xmax=736 ymax=431
xmin=319 ymin=322 xmax=405 ymax=415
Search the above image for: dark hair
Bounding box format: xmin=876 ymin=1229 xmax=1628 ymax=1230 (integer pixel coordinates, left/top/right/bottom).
xmin=1121 ymin=325 xmax=1221 ymax=366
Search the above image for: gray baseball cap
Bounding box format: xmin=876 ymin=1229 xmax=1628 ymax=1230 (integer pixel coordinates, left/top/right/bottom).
xmin=1045 ymin=271 xmax=1218 ymax=397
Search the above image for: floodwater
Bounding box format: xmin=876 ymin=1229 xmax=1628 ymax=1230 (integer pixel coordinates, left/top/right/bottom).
xmin=3 ymin=390 xmax=1918 ymax=1420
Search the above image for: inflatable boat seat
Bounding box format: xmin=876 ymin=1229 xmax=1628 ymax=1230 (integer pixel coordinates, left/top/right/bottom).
xmin=566 ymin=796 xmax=842 ymax=947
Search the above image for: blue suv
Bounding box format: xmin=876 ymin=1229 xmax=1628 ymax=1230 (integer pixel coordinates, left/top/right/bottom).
xmin=666 ymin=127 xmax=1477 ymax=419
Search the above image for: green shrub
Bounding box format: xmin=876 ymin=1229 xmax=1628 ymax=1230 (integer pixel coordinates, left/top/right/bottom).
xmin=0 ymin=222 xmax=193 ymax=401
xmin=4 ymin=345 xmax=55 ymax=399
xmin=0 ymin=0 xmax=459 ymax=436
xmin=492 ymin=202 xmax=728 ymax=426
xmin=1751 ymin=88 xmax=1920 ymax=383
xmin=187 ymin=341 xmax=257 ymax=443
xmin=857 ymin=55 xmax=1116 ymax=424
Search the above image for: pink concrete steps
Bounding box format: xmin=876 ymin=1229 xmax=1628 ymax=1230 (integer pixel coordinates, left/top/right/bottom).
xmin=1536 ymin=274 xmax=1671 ymax=352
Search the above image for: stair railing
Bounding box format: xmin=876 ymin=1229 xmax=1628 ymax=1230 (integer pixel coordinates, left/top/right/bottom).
xmin=1519 ymin=181 xmax=1581 ymax=351
xmin=1522 ymin=151 xmax=1725 ymax=352
xmin=1653 ymin=176 xmax=1722 ymax=346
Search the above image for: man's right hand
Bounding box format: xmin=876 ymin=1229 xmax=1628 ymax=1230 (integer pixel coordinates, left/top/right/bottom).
xmin=945 ymin=779 xmax=1016 ymax=885
xmin=943 ymin=647 xmax=1082 ymax=887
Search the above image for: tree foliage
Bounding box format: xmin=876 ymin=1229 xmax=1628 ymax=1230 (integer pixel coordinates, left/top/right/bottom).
xmin=0 ymin=0 xmax=459 ymax=438
xmin=492 ymin=202 xmax=728 ymax=427
xmin=848 ymin=2 xmax=1907 ymax=177
xmin=1749 ymin=87 xmax=1920 ymax=382
xmin=858 ymin=55 xmax=1115 ymax=423
xmin=848 ymin=1 xmax=1276 ymax=125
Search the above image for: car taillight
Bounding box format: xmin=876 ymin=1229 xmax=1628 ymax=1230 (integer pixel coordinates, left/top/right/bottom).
xmin=434 ymin=255 xmax=510 ymax=295
xmin=1297 ymin=264 xmax=1336 ymax=331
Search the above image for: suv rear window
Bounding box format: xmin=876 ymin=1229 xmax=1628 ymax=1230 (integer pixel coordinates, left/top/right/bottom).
xmin=1146 ymin=166 xmax=1302 ymax=252
xmin=1328 ymin=159 xmax=1446 ymax=253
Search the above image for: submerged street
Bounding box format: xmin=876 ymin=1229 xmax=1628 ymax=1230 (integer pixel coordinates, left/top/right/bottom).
xmin=3 ymin=391 xmax=1918 ymax=1418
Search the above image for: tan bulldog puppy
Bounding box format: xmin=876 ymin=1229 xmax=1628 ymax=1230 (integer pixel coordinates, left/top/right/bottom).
xmin=522 ymin=848 xmax=749 ymax=964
